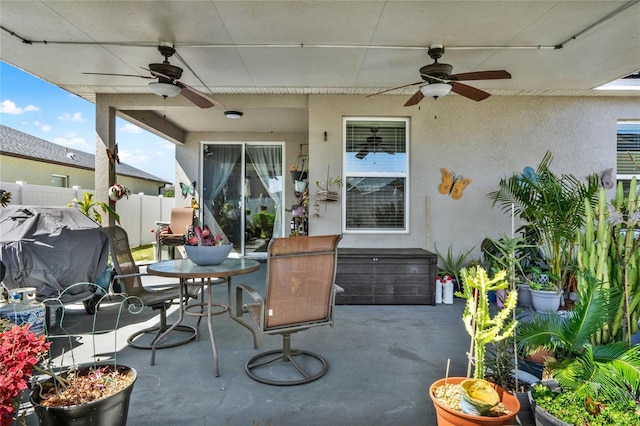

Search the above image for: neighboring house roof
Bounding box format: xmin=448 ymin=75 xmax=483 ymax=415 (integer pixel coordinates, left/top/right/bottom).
xmin=0 ymin=125 xmax=169 ymax=183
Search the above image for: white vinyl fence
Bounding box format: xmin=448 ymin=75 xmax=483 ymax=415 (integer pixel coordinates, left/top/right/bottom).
xmin=1 ymin=181 xmax=176 ymax=247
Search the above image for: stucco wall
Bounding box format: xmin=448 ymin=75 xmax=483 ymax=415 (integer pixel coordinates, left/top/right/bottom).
xmin=0 ymin=156 xmax=95 ymax=189
xmin=176 ymin=94 xmax=639 ymax=261
xmin=0 ymin=155 xmax=166 ymax=195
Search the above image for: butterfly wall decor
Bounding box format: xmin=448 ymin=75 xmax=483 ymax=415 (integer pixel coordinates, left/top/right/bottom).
xmin=106 ymin=144 xmax=120 ymax=167
xmin=599 ymin=168 xmax=614 ymax=189
xmin=438 ymin=168 xmax=472 ymax=200
xmin=190 ymin=197 xmax=200 ymax=210
xmin=180 ymin=181 xmax=196 ymax=198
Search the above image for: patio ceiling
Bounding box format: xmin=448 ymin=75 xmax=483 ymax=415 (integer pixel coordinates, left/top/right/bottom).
xmin=1 ymin=1 xmax=639 ymax=136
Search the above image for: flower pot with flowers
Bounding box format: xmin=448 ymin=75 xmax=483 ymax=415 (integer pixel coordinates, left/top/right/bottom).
xmin=184 ymin=224 xmax=233 ymax=266
xmin=429 ymin=266 xmax=520 ymax=426
xmin=0 ymin=319 xmax=50 ymax=426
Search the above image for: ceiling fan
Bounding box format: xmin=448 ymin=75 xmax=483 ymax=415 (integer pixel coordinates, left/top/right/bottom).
xmin=369 ymin=44 xmax=511 ymax=106
xmin=355 ymin=128 xmax=394 ymax=159
xmin=83 ymin=43 xmax=219 ymax=109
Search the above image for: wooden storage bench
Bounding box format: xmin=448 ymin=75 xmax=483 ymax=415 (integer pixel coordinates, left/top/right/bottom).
xmin=334 ymin=248 xmax=437 ymax=305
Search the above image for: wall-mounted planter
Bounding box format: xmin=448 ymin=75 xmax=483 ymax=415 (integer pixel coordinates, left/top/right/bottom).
xmin=290 ymin=170 xmax=307 ymax=182
xmin=316 ymin=190 xmax=338 ymax=201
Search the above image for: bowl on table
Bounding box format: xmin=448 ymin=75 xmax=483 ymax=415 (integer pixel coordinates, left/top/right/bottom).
xmin=184 ymin=244 xmax=233 ymax=266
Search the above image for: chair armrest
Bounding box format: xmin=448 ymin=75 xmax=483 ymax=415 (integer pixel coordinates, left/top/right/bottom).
xmin=114 ymin=272 xmax=148 ymax=280
xmin=235 ymin=284 xmax=263 ymax=317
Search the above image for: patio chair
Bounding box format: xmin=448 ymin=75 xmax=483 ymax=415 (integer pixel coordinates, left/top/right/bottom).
xmin=236 ymin=234 xmax=342 ymax=385
xmin=104 ymin=225 xmax=198 ymax=353
xmin=155 ymin=207 xmax=194 ymax=260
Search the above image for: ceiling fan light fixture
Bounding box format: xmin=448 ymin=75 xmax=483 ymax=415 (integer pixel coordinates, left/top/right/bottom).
xmin=420 ymin=83 xmax=452 ymax=99
xmin=148 ymin=81 xmax=181 ymax=98
xmin=224 ymin=111 xmax=243 ymax=119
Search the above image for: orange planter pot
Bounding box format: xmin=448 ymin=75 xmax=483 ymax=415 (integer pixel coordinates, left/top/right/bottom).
xmin=429 ymin=377 xmax=520 ymax=426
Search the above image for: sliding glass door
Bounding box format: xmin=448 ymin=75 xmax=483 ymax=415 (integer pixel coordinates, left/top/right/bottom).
xmin=202 ymin=143 xmax=284 ymax=257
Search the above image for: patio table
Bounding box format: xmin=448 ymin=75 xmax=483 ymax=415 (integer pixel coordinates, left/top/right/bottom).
xmin=147 ymin=257 xmax=260 ymax=376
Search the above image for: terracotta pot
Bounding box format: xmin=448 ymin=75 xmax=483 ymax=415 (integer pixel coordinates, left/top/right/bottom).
xmin=429 ymin=377 xmax=520 ymax=426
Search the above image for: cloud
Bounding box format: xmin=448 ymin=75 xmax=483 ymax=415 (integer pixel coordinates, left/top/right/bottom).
xmin=118 ymin=148 xmax=150 ymax=166
xmin=53 ymin=132 xmax=91 ymax=152
xmin=121 ymin=123 xmax=143 ymax=134
xmin=33 ymin=121 xmax=52 ymax=132
xmin=0 ymin=99 xmax=40 ymax=114
xmin=58 ymin=112 xmax=84 ymax=122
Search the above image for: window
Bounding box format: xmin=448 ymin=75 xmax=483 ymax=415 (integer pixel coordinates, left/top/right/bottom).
xmin=51 ymin=174 xmax=68 ymax=188
xmin=617 ymin=121 xmax=640 ymax=193
xmin=343 ymin=118 xmax=408 ymax=232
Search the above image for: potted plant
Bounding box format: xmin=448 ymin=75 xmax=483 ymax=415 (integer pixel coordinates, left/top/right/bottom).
xmin=28 ymin=283 xmax=138 ymax=426
xmin=0 ymin=319 xmax=50 ymax=426
xmin=527 ymin=269 xmax=563 ymax=313
xmin=434 ymin=243 xmax=474 ymax=293
xmin=429 ymin=266 xmax=521 ymax=425
xmin=519 ymin=272 xmax=640 ymax=424
xmin=488 ymin=151 xmax=599 ymax=295
xmin=184 ymin=224 xmax=233 ymax=266
xmin=316 ymin=176 xmax=342 ymax=202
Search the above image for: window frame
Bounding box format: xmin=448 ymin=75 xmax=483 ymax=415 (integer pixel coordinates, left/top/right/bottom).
xmin=51 ymin=174 xmax=68 ymax=188
xmin=342 ymin=117 xmax=410 ymax=234
xmin=616 ymin=120 xmax=640 ymax=194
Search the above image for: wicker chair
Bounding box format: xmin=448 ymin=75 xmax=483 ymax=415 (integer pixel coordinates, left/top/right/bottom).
xmin=155 ymin=207 xmax=194 ymax=260
xmin=105 ymin=225 xmax=198 ymax=356
xmin=236 ymin=234 xmax=342 ymax=385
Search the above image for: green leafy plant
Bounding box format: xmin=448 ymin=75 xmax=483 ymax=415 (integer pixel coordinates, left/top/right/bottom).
xmin=488 ymin=151 xmax=599 ymax=291
xmin=315 ymin=176 xmax=343 ymax=191
xmin=67 ymin=192 xmax=119 ymax=225
xmin=434 ymin=243 xmax=473 ymax=291
xmin=518 ymin=273 xmax=640 ymax=403
xmin=251 ymin=210 xmax=275 ymax=239
xmin=0 ymin=190 xmax=11 ymax=207
xmin=531 ymin=382 xmax=640 ymax=425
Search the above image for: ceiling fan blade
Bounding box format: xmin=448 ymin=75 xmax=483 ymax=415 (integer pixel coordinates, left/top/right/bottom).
xmin=382 ymin=146 xmax=396 ymax=155
xmin=82 ymin=72 xmax=154 ymax=79
xmin=404 ymin=90 xmax=425 ymax=107
xmin=175 ymin=82 xmax=217 ymax=109
xmin=367 ymin=81 xmax=424 ymax=97
xmin=450 ymin=70 xmax=511 ymax=81
xmin=355 ymin=148 xmax=369 ymax=159
xmin=450 ymin=82 xmax=491 ymax=101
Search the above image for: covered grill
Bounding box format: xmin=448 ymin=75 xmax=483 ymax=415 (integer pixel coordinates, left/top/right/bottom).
xmin=0 ymin=205 xmax=110 ymax=304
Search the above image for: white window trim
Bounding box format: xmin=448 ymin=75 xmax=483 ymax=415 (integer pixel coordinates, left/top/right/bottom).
xmin=342 ymin=116 xmax=410 ymax=234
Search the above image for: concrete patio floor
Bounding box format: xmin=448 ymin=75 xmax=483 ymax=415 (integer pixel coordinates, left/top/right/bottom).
xmin=22 ymin=261 xmax=540 ymax=426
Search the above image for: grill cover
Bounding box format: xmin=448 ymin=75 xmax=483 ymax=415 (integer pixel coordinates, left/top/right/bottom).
xmin=0 ymin=206 xmax=109 ymax=302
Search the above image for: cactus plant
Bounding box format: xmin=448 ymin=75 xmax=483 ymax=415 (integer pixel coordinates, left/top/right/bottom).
xmin=577 ymin=177 xmax=640 ymax=345
xmin=457 ymin=266 xmax=518 ymax=380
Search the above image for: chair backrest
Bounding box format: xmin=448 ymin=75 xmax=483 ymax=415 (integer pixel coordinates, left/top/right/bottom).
xmin=168 ymin=208 xmax=194 ymax=236
xmin=263 ymin=235 xmax=342 ymax=330
xmin=103 ymin=226 xmax=145 ymax=297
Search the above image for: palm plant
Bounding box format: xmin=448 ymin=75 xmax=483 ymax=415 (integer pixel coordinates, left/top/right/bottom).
xmin=488 ymin=151 xmax=599 ymax=291
xmin=517 ymin=273 xmax=640 ymax=402
xmin=68 ymin=192 xmax=120 ymax=225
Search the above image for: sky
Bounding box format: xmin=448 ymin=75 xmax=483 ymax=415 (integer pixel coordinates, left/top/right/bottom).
xmin=0 ymin=61 xmax=176 ymax=183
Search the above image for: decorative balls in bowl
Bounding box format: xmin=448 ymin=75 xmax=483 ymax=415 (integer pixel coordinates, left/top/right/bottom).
xmin=184 ymin=243 xmax=233 ymax=266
